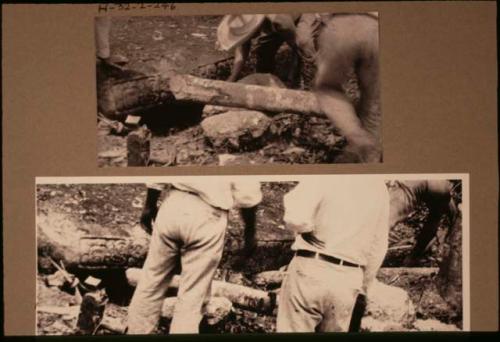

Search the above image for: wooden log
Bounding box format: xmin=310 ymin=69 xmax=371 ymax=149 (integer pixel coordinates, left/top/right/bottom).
xmin=99 ymin=72 xmax=323 ymax=119
xmin=126 ymin=268 xmax=274 ymax=313
xmin=125 ymin=266 xmax=439 ymax=314
xmin=126 ymin=267 xmax=421 ymax=327
xmin=169 ymin=74 xmax=322 ymax=116
xmin=161 ymin=296 xmax=232 ymax=325
xmin=97 ymin=44 xmax=307 ymax=119
xmin=251 ymin=267 xmax=440 ymax=288
xmin=99 ymin=74 xmax=175 ymax=119
xmin=377 ymin=267 xmax=439 ymax=279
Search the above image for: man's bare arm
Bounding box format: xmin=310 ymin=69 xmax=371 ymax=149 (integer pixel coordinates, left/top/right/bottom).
xmin=227 ymin=41 xmax=251 ymax=82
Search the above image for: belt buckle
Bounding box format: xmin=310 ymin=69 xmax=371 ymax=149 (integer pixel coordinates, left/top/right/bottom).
xmin=314 ymin=252 xmax=320 ymax=260
xmin=338 ymin=259 xmax=344 ymax=266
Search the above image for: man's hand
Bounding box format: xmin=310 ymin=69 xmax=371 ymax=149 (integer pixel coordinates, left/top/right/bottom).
xmin=227 ymin=42 xmax=251 ymax=82
xmin=140 ymin=188 xmax=161 ymax=235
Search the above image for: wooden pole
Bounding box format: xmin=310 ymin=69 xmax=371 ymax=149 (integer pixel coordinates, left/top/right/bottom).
xmin=251 ymin=267 xmax=440 ymax=288
xmin=169 ymin=74 xmax=322 ymax=115
xmin=126 ymin=268 xmax=274 ymax=313
xmin=99 ymin=72 xmax=323 ymax=119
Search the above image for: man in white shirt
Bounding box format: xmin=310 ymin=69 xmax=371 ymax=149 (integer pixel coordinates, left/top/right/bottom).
xmin=127 ymin=180 xmax=262 ymax=334
xmin=276 ymin=177 xmax=390 ymax=332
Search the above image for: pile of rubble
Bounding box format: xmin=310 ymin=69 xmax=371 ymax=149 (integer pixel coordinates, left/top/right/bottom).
xmin=37 ymin=259 xmax=461 ymax=335
xmin=98 ymin=69 xmax=346 ymax=167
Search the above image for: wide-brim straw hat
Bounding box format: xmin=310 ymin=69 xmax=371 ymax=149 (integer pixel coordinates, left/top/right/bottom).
xmin=217 ymin=14 xmax=266 ymax=51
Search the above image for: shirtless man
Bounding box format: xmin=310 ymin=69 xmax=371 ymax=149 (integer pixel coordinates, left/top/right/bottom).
xmin=388 ymin=180 xmax=458 ymax=266
xmin=217 ymin=14 xmax=302 ymax=85
xmin=298 ymin=13 xmax=381 ymax=163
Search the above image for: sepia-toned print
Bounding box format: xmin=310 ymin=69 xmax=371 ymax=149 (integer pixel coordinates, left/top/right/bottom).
xmin=36 ymin=174 xmax=468 ymax=334
xmin=96 ymin=13 xmax=382 ymax=167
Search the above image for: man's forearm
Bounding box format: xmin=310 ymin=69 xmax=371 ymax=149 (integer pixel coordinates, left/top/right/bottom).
xmin=227 ymin=62 xmax=244 ymax=82
xmin=227 ymin=42 xmax=250 ymax=82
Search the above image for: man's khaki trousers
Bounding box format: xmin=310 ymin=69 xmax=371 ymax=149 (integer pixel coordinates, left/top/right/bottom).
xmin=95 ymin=16 xmax=111 ymax=59
xmin=277 ymin=255 xmax=364 ymax=332
xmin=127 ymin=190 xmax=227 ymax=334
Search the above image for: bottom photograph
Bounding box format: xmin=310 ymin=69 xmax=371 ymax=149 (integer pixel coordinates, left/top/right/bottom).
xmin=36 ymin=174 xmax=469 ymax=334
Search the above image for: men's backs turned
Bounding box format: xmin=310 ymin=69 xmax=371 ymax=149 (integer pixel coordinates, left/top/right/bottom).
xmin=173 ymin=180 xmax=262 ymax=211
xmin=285 ymin=177 xmax=389 ymax=265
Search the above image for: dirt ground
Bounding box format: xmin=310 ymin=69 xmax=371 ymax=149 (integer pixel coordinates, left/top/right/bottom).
xmin=36 ymin=182 xmax=462 ymax=334
xmin=97 ymin=15 xmax=349 ymax=167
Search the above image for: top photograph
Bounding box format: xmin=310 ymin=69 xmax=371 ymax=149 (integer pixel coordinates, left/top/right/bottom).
xmin=96 ymin=12 xmax=381 ymax=167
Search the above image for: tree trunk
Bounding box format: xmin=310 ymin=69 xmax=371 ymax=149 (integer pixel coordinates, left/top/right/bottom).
xmin=125 ymin=268 xmax=274 ymax=313
xmin=125 ymin=267 xmax=418 ymax=328
xmin=160 ymin=296 xmax=232 ymax=325
xmin=98 ymin=74 xmax=175 ymax=119
xmin=251 ymin=267 xmax=440 ymax=288
xmin=169 ymin=74 xmax=322 ymax=115
xmin=99 ymin=73 xmax=322 ymax=119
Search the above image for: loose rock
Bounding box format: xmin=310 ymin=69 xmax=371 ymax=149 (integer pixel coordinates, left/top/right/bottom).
xmin=218 ymin=154 xmax=252 ymax=166
xmin=362 ymin=281 xmax=416 ymax=331
xmin=413 ymin=319 xmax=460 ymax=331
xmin=201 ymin=110 xmax=272 ymax=151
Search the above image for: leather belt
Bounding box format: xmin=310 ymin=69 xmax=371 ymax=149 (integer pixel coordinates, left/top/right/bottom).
xmin=295 ymin=249 xmax=361 ymax=268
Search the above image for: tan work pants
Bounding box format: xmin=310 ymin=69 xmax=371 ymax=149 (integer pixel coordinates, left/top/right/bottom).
xmin=277 ymin=255 xmax=363 ymax=332
xmin=127 ymin=190 xmax=227 ymax=334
